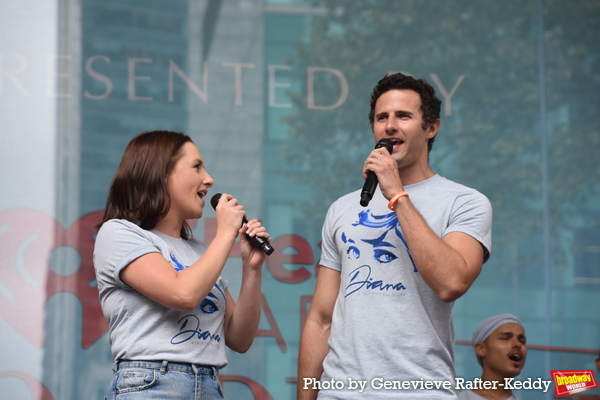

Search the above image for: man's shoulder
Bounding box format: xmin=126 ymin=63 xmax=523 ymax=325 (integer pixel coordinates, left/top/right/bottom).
xmin=328 ymin=188 xmax=363 ymax=210
xmin=339 ymin=187 xmax=363 ymax=200
xmin=420 ymin=175 xmax=489 ymax=202
xmin=429 ymin=174 xmax=480 ymax=193
xmin=320 ymin=189 xmax=369 ymax=232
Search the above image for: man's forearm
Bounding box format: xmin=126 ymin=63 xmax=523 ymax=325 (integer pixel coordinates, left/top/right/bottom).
xmin=392 ymin=196 xmax=482 ymax=302
xmin=297 ymin=319 xmax=331 ymax=400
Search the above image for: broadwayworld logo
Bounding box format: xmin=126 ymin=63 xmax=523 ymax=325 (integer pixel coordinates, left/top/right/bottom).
xmin=551 ymin=370 xmax=599 ymax=397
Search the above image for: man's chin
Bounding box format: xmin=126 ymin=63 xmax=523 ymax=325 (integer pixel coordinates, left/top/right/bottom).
xmin=505 ymin=367 xmax=523 ymax=378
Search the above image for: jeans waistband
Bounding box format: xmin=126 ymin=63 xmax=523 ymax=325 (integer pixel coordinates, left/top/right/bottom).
xmin=115 ymin=360 xmax=218 ymax=376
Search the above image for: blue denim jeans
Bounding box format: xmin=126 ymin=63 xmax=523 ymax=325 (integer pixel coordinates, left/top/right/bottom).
xmin=105 ymin=360 xmax=225 ymax=400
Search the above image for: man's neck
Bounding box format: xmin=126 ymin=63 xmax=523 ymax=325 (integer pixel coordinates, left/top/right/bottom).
xmin=471 ymin=371 xmax=515 ymax=400
xmin=398 ymin=165 xmax=436 ymax=186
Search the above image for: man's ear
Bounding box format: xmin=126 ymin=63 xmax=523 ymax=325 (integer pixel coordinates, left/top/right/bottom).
xmin=426 ymin=119 xmax=440 ymax=140
xmin=475 ymin=342 xmax=487 ymax=359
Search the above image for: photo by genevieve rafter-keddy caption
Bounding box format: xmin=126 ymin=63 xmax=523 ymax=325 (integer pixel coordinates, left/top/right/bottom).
xmin=301 ymin=377 xmax=553 ymax=394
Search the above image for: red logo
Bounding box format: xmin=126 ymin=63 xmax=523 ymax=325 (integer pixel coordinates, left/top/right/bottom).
xmin=550 ymin=370 xmax=598 ymax=397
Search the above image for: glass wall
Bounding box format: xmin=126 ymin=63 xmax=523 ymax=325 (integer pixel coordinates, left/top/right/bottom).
xmin=1 ymin=0 xmax=599 ymax=398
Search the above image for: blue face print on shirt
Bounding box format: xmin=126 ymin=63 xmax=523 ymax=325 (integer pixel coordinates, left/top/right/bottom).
xmin=168 ymin=254 xmax=226 ymax=344
xmin=349 ymin=209 xmax=416 ymax=271
xmin=170 ymin=253 xmax=187 ymax=271
xmin=341 ymin=209 xmax=416 ymax=298
xmin=200 ymin=283 xmax=225 ymax=314
xmin=170 ymin=253 xmax=226 ymax=310
xmin=344 ymin=230 xmax=398 ymax=264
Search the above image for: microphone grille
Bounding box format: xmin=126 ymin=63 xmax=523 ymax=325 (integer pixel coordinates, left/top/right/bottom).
xmin=210 ymin=193 xmax=222 ymax=210
xmin=376 ymin=138 xmax=393 ymax=154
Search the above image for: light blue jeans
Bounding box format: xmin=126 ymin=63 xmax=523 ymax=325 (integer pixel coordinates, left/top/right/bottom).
xmin=105 ymin=360 xmax=225 ymax=400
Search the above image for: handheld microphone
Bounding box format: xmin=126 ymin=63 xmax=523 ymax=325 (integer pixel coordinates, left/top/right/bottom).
xmin=360 ymin=138 xmax=394 ymax=207
xmin=210 ymin=193 xmax=274 ymax=256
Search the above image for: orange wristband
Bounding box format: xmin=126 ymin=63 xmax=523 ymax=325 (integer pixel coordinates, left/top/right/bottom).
xmin=388 ymin=191 xmax=409 ymax=210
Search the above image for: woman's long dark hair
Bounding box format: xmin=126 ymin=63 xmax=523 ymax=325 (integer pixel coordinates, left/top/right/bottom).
xmin=97 ymin=130 xmax=194 ymax=239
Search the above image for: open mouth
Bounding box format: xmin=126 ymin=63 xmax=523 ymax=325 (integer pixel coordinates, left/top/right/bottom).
xmin=389 ymin=138 xmax=404 ymax=147
xmin=197 ymin=190 xmax=206 ymax=199
xmin=508 ymin=352 xmax=523 ymax=362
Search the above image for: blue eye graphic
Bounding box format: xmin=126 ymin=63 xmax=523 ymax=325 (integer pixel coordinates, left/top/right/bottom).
xmin=374 ymin=249 xmax=397 ymax=264
xmin=347 ymin=246 xmax=360 ymax=259
xmin=199 ymin=299 xmax=218 ymax=314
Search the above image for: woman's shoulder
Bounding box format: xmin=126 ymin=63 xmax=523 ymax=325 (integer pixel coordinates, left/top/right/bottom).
xmin=97 ymin=219 xmax=144 ymax=237
xmin=96 ymin=219 xmax=165 ymax=247
xmin=94 ymin=219 xmax=172 ymax=262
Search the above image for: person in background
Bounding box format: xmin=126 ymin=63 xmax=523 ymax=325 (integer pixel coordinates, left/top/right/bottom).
xmin=94 ymin=130 xmax=270 ymax=400
xmin=298 ymin=72 xmax=493 ymax=399
xmin=458 ymin=313 xmax=527 ymax=400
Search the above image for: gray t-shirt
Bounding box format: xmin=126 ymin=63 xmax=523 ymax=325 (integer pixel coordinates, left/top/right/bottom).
xmin=318 ymin=175 xmax=492 ymax=399
xmin=93 ymin=219 xmax=229 ymax=367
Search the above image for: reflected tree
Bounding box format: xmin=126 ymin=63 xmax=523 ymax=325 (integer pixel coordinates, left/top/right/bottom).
xmin=279 ymin=0 xmax=600 ymax=276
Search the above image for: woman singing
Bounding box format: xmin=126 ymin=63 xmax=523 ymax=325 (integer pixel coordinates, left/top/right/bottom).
xmin=94 ymin=130 xmax=268 ymax=399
